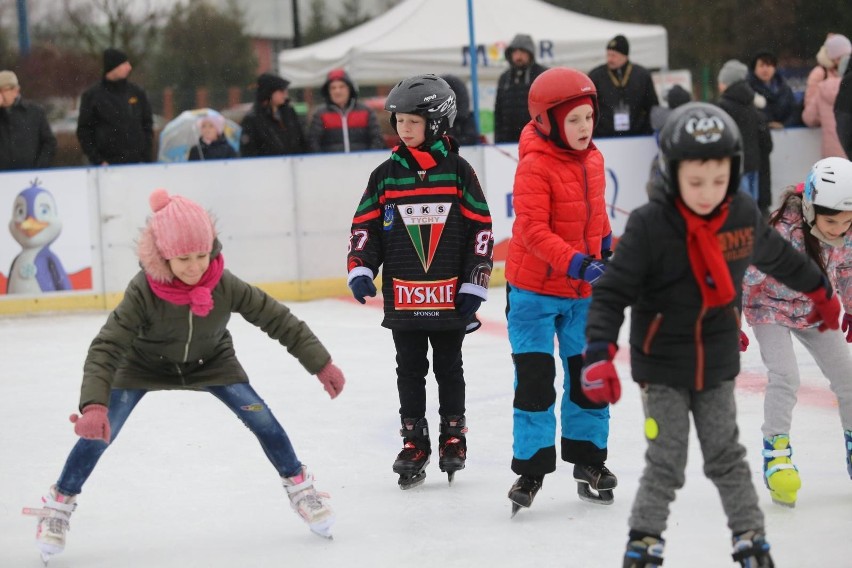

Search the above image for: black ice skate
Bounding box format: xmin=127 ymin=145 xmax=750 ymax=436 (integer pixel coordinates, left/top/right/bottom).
xmin=438 ymin=415 xmax=467 ymax=484
xmin=573 ymin=463 xmax=617 ymax=505
xmin=393 ymin=417 xmax=431 ymax=490
xmin=732 ymin=530 xmax=774 ymax=568
xmin=507 ymin=474 xmax=543 ymax=517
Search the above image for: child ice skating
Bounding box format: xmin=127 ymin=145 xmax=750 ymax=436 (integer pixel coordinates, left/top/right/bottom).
xmin=582 ymin=102 xmax=841 ymax=568
xmin=504 ymin=67 xmax=616 ymax=515
xmin=743 ymin=156 xmax=852 ymax=507
xmin=347 ymin=74 xmax=493 ymax=489
xmin=25 ymin=189 xmax=345 ymax=562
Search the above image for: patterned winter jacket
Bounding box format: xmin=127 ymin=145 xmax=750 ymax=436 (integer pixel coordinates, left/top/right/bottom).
xmin=586 ymin=183 xmax=825 ymax=391
xmin=79 ymin=253 xmax=330 ymax=410
xmin=505 ymin=123 xmax=611 ymax=299
xmin=347 ymin=137 xmax=493 ymax=331
xmin=743 ymin=197 xmax=852 ymax=328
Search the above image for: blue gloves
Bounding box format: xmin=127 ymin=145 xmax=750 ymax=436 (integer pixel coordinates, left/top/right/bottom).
xmin=349 ymin=276 xmax=377 ymax=304
xmin=455 ymin=293 xmax=483 ymax=318
xmin=568 ymin=254 xmax=607 ymax=285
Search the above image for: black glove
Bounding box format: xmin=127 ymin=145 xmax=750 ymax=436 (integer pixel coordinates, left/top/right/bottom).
xmin=455 ymin=293 xmax=483 ymax=318
xmin=349 ymin=276 xmax=377 ymax=304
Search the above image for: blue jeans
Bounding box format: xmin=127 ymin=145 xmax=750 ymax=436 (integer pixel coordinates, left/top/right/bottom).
xmin=740 ymin=170 xmax=759 ymax=202
xmin=56 ymin=384 xmax=302 ymax=496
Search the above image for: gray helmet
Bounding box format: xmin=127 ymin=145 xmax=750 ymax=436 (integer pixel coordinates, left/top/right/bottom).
xmin=657 ymin=102 xmax=744 ymax=198
xmin=385 ymin=74 xmax=457 ymax=143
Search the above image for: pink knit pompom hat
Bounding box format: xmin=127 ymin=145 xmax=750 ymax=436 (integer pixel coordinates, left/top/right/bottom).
xmin=137 ymin=189 xmax=215 ymax=282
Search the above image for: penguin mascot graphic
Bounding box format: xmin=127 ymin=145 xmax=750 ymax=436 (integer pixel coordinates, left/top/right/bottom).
xmin=7 ymin=182 xmax=71 ymax=294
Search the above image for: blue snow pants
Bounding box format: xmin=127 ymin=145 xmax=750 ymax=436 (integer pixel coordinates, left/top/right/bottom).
xmin=55 ymin=383 xmax=302 ymax=496
xmin=507 ymin=284 xmax=610 ymax=476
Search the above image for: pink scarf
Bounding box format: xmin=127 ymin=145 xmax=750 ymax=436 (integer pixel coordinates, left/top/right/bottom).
xmin=146 ymin=254 xmax=224 ymax=317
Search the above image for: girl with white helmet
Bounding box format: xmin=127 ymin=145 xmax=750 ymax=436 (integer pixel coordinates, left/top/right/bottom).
xmin=743 ymin=156 xmax=852 ymax=508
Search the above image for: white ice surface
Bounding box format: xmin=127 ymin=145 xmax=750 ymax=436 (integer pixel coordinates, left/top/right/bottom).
xmin=1 ymin=286 xmax=850 ymax=567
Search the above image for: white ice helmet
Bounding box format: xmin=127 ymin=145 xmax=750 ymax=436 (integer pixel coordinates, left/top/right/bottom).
xmin=802 ymin=157 xmax=852 ymax=224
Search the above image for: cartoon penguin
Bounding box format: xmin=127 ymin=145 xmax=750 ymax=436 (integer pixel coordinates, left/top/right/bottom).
xmin=7 ymin=182 xmax=71 ymax=294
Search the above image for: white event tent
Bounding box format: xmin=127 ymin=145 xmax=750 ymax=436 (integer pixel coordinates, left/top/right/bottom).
xmin=277 ymin=0 xmax=668 ymax=88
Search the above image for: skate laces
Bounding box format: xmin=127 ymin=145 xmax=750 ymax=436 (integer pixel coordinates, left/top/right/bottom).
xmin=283 ymin=470 xmax=331 ymax=523
xmin=398 ymin=440 xmax=427 ymax=461
xmin=440 ymin=437 xmax=465 ymax=458
xmin=38 ymin=489 xmax=77 ymax=540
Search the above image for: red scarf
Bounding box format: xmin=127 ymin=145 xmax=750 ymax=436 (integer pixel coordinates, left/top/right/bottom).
xmin=675 ymin=199 xmax=735 ymax=308
xmin=146 ymin=254 xmax=224 ymax=317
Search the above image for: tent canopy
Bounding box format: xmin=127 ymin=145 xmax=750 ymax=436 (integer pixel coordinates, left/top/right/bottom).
xmin=278 ymin=0 xmax=668 ymax=88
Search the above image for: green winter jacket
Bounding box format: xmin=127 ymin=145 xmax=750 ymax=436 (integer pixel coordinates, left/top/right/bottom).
xmin=79 ymin=269 xmax=331 ymax=410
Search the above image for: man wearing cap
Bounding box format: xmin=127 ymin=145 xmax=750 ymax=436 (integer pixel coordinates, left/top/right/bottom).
xmin=239 ymin=72 xmax=307 ymax=157
xmin=494 ymin=34 xmax=547 ymax=143
xmin=0 ymin=70 xmax=56 ymax=170
xmin=588 ymin=35 xmax=659 ymax=138
xmin=76 ymin=48 xmax=153 ymax=165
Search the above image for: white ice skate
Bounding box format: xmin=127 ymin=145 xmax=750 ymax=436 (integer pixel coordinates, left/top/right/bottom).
xmin=282 ymin=466 xmax=335 ymax=539
xmin=22 ymin=485 xmax=77 ymax=565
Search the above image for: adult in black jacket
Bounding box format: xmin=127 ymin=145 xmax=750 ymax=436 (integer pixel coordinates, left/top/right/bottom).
xmin=493 ymin=34 xmax=547 ymax=143
xmin=0 ymin=71 xmax=56 ymax=170
xmin=836 ymin=63 xmax=852 ymax=157
xmin=240 ymin=73 xmax=306 ymax=157
xmin=588 ymin=35 xmax=659 ymax=137
xmin=717 ymin=59 xmax=773 ymax=216
xmin=77 ymin=48 xmax=153 ymax=165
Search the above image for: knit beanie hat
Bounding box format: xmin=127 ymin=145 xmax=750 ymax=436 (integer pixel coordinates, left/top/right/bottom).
xmin=552 ymin=96 xmax=594 ymax=147
xmin=103 ymin=48 xmax=129 ymax=75
xmin=0 ymin=70 xmax=19 ymax=89
xmin=607 ymin=35 xmax=629 ymax=56
xmin=137 ymin=189 xmax=216 ymax=282
xmin=826 ymin=34 xmax=852 ymax=61
xmin=256 ymin=73 xmax=290 ymax=103
xmin=666 ymin=84 xmax=692 ymax=109
xmin=196 ymin=114 xmax=226 ymax=135
xmin=718 ymin=59 xmax=748 ymax=87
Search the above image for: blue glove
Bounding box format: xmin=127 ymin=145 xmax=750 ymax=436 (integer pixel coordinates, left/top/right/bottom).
xmin=349 ymin=276 xmax=376 ymax=304
xmin=567 ymin=254 xmax=607 ymax=285
xmin=455 ymin=293 xmax=483 ymax=318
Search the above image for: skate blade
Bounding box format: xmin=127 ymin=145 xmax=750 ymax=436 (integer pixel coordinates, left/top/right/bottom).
xmin=398 ymin=472 xmax=427 ymax=490
xmin=510 ymin=502 xmax=523 ymax=518
xmin=447 ymin=471 xmax=455 ymax=485
xmin=577 ymin=483 xmax=614 ymax=505
xmin=769 ymin=491 xmax=797 ymax=508
xmin=309 ymin=518 xmax=335 ymax=539
xmin=40 ymin=551 xmax=52 ymax=566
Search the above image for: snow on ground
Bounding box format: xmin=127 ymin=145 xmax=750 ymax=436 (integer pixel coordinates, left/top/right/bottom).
xmin=1 ymin=286 xmax=850 ymax=567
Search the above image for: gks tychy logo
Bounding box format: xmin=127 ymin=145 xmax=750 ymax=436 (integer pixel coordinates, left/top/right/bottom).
xmin=398 ymin=202 xmax=451 ymax=272
xmin=685 ymin=115 xmax=725 ymax=143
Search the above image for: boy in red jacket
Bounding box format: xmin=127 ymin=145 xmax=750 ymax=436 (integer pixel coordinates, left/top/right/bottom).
xmin=505 ymin=67 xmax=615 ymax=515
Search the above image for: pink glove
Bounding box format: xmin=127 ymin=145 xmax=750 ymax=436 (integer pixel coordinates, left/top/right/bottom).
xmin=69 ymin=404 xmax=111 ymax=443
xmin=581 ymin=343 xmax=621 ymax=405
xmin=739 ymin=330 xmax=750 ymax=352
xmin=316 ymin=361 xmax=345 ymax=399
xmin=843 ymin=313 xmax=852 ymax=343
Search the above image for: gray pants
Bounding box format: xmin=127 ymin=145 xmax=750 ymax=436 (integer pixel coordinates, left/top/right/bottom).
xmin=754 ymin=324 xmax=852 ymax=436
xmin=629 ymin=382 xmax=764 ymax=537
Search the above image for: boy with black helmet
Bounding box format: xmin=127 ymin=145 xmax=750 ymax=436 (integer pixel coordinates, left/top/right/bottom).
xmin=505 ymin=67 xmax=616 ymax=515
xmin=581 ymin=102 xmax=841 ymax=567
xmin=346 ymin=74 xmax=493 ymax=489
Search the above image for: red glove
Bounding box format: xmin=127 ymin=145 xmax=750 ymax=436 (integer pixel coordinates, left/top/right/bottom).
xmin=69 ymin=404 xmax=110 ymax=443
xmin=581 ymin=343 xmax=621 ymax=405
xmin=316 ymin=360 xmax=345 ymax=399
xmin=739 ymin=330 xmax=750 ymax=352
xmin=803 ymin=279 xmax=841 ymax=332
xmin=843 ymin=313 xmax=852 ymax=343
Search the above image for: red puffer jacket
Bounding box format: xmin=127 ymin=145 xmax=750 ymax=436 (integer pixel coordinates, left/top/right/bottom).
xmin=505 ymin=123 xmax=610 ymax=298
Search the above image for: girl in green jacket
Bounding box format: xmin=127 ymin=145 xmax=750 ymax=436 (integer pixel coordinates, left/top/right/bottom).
xmin=26 ymin=189 xmax=346 ymax=562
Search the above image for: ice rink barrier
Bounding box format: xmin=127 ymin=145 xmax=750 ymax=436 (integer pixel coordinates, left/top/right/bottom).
xmin=0 ymin=127 xmax=823 ymax=314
